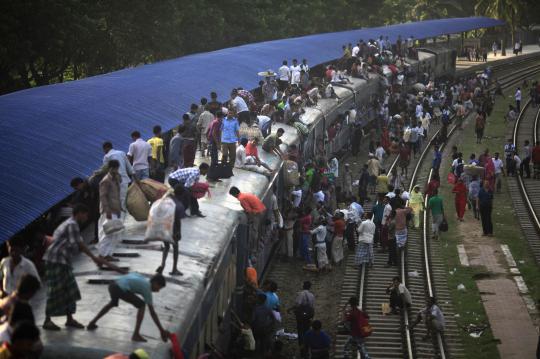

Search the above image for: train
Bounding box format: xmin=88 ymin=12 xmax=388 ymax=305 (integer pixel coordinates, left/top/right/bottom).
xmin=38 ymin=44 xmax=457 ymax=359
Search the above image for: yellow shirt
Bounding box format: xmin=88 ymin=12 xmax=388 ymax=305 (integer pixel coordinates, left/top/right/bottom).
xmin=147 ymin=137 xmax=164 ymax=163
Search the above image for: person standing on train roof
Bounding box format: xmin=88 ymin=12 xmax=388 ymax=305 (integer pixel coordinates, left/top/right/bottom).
xmin=97 ymin=159 xmax=124 ymax=261
xmin=182 ymin=112 xmax=199 ymax=168
xmin=102 ymin=141 xmax=133 ymax=212
xmin=87 ymin=272 xmax=169 ymax=343
xmin=197 ymin=103 xmax=215 ymax=158
xmin=147 ymin=125 xmax=165 ymax=181
xmin=231 ymin=88 xmax=250 ymax=124
xmin=206 ymin=91 xmax=222 ymax=116
xmin=156 ymin=185 xmax=186 ymax=276
xmin=207 ymin=111 xmax=223 ymax=166
xmin=221 ymin=110 xmax=240 ymax=167
xmin=168 ymin=163 xmax=209 ymax=218
xmin=127 ymin=131 xmax=152 ymax=181
xmin=42 ymin=204 xmax=124 ymax=331
xmin=168 ymin=125 xmax=184 ymax=171
xmin=277 ymin=60 xmax=290 ymax=92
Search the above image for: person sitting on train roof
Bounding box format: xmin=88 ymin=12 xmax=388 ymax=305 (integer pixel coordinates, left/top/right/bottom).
xmin=236 ymin=138 xmax=272 ymax=175
xmin=87 ymin=273 xmax=169 ymax=343
xmin=262 ymin=128 xmax=285 ymax=158
xmin=168 ymin=163 xmax=209 ymax=218
xmin=156 ymin=185 xmax=186 ymax=276
xmin=42 ymin=204 xmax=125 ymax=331
xmin=0 ymin=238 xmax=40 ymax=298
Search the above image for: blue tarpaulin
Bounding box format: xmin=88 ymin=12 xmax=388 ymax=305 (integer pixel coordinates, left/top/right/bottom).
xmin=0 ymin=17 xmax=504 ymax=242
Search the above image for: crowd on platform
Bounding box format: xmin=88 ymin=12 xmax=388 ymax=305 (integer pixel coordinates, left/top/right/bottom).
xmin=2 ymin=31 xmax=540 ymax=359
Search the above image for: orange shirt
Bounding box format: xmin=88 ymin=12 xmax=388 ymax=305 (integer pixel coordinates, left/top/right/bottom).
xmin=237 ymin=193 xmax=266 ymax=214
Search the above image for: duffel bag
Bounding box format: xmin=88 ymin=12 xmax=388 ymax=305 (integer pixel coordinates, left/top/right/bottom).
xmin=207 ymin=163 xmax=234 ymax=180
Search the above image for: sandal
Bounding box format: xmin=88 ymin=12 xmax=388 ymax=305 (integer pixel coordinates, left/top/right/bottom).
xmin=65 ymin=320 xmax=85 ymax=329
xmin=43 ymin=321 xmax=61 ymax=331
xmin=87 ymin=323 xmax=98 ymax=331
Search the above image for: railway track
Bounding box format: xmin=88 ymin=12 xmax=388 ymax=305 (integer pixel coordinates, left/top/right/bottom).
xmin=335 ymin=61 xmax=540 ymax=359
xmin=510 ymin=98 xmax=540 ymax=264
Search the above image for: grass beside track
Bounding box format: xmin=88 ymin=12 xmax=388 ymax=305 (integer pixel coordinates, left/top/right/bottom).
xmin=434 ymin=81 xmax=540 ymax=359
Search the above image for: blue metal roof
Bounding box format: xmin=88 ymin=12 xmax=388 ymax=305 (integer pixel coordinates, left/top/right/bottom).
xmin=0 ymin=17 xmax=503 ymax=242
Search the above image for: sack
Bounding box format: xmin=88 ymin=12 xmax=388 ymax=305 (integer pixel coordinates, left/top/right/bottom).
xmin=191 ymin=182 xmax=210 ymax=199
xmin=126 ymin=182 xmax=150 ymax=221
xmin=139 ymin=179 xmax=168 ymax=202
xmin=145 ymin=196 xmax=176 ymax=243
xmin=464 ymin=164 xmax=484 ymax=177
xmin=283 ymin=160 xmax=300 ymax=186
xmin=447 ymin=172 xmax=456 ymax=184
xmin=439 ymin=217 xmax=449 ymax=232
xmin=207 ymin=163 xmax=233 ymax=180
xmin=103 ymin=218 xmax=124 ymax=235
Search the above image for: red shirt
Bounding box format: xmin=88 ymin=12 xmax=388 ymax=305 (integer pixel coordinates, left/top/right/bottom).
xmin=237 ymin=193 xmax=266 ymax=214
xmin=532 ymin=146 xmax=540 ymax=164
xmin=345 ymin=308 xmax=369 ymax=338
xmin=245 ymin=142 xmax=259 ymax=158
xmin=208 ymin=118 xmax=222 ymax=142
xmin=334 ymin=219 xmax=345 ymax=236
xmin=299 ymin=214 xmax=312 ymax=233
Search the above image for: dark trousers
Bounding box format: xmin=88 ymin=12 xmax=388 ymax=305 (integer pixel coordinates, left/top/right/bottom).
xmin=479 ymin=203 xmax=493 ymax=235
xmin=296 ymin=315 xmax=311 ymax=346
xmin=387 ymin=237 xmax=397 ymax=265
xmin=520 ymin=157 xmax=531 ymax=177
xmin=168 ymin=178 xmax=200 ymax=215
xmin=209 ymin=140 xmax=219 ymax=166
xmin=516 ymin=100 xmax=521 ymax=113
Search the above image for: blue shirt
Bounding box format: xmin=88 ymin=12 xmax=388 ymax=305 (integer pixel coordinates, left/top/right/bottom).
xmin=221 ymin=117 xmax=239 ymax=143
xmin=303 ymin=329 xmax=331 ymax=350
xmin=116 ymin=273 xmax=153 ymax=305
xmin=264 ymin=291 xmax=280 ymax=310
xmin=468 ymin=180 xmax=480 ymax=199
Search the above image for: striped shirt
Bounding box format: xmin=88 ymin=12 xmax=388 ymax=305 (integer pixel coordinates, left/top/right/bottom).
xmin=169 ymin=167 xmax=200 ymax=188
xmin=43 ymin=217 xmax=83 ymax=266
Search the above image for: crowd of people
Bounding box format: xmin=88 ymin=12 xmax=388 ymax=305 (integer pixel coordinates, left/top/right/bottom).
xmin=2 ymin=29 xmax=539 ymax=359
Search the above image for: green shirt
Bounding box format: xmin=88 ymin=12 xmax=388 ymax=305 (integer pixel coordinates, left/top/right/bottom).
xmin=116 ymin=273 xmax=153 ymax=305
xmin=428 ymin=195 xmax=444 ymax=216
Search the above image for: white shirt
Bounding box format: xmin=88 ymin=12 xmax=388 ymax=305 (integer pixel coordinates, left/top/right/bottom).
xmin=278 ymin=65 xmax=290 ymax=81
xmin=235 ymin=145 xmax=246 ymax=168
xmin=232 ymin=95 xmax=249 ymax=113
xmin=381 ymin=203 xmax=392 ymax=225
xmin=290 ymin=64 xmax=301 ymax=83
xmin=127 ymin=138 xmax=152 ymax=171
xmin=352 ymin=46 xmax=360 ymax=57
xmin=357 ymin=219 xmax=375 ymax=244
xmin=313 ymin=190 xmax=325 ymax=203
xmin=515 ymin=89 xmax=521 ymax=101
xmin=300 ymin=63 xmax=310 ymax=73
xmin=415 ymin=103 xmax=424 ymax=118
xmin=492 ymin=158 xmax=504 ymax=174
xmin=103 ymin=149 xmax=133 ymax=182
xmin=0 ymin=256 xmax=40 ymax=295
xmin=291 ymin=189 xmax=302 ymax=207
xmin=291 ymin=70 xmax=301 ymax=85
xmin=310 ymin=225 xmax=327 ymax=246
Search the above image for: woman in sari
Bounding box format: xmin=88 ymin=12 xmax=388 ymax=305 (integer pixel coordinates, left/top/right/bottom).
xmin=452 ymin=178 xmax=468 ymax=221
xmin=484 ymin=155 xmax=496 ymax=192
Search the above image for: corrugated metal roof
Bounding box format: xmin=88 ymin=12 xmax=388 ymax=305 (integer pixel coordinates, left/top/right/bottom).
xmin=0 ymin=17 xmax=504 ymax=242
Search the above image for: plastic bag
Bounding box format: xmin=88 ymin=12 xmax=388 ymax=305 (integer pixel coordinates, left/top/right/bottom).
xmin=126 ymin=182 xmax=150 ymax=221
xmin=439 ymin=217 xmax=449 ymax=232
xmin=145 ymin=196 xmax=176 ymax=243
xmin=139 ymin=179 xmax=168 ymax=202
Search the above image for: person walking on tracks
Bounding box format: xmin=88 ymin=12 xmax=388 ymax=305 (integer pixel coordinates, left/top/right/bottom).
xmin=288 ymin=281 xmax=315 ymax=349
xmin=520 ymin=140 xmax=532 ymax=178
xmin=478 ymin=180 xmax=494 ymax=236
xmin=343 ymin=296 xmax=371 ymax=359
xmin=303 ymin=320 xmax=331 ymax=359
xmin=428 ymin=189 xmax=444 ymax=240
xmin=533 ymin=140 xmax=540 ymax=179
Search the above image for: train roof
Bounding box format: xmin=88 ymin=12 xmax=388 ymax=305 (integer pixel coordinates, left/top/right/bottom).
xmin=0 ymin=17 xmax=504 ymax=243
xmin=36 ymin=125 xmax=298 ymax=358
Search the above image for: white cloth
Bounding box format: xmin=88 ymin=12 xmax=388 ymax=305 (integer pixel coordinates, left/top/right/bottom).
xmin=235 ymin=145 xmax=247 ymax=167
xmin=492 ymin=158 xmax=504 ymax=174
xmin=290 ymin=64 xmax=301 ymax=84
xmin=357 ymin=219 xmax=375 ymax=244
xmin=0 ymin=256 xmax=40 ymax=295
xmin=103 ymin=149 xmax=133 ymax=185
xmin=381 ymin=204 xmax=392 ymax=225
xmin=515 ymin=89 xmax=521 ymax=101
xmin=375 ymin=146 xmax=386 ymax=162
xmin=352 ymin=46 xmax=360 ymax=57
xmin=127 ymin=139 xmax=152 ymax=171
xmin=348 ymin=202 xmax=364 ymax=223
xmin=398 ymin=283 xmax=412 ymax=304
xmin=331 ymin=235 xmax=344 ymax=264
xmin=313 ymin=190 xmax=325 ymax=204
xmin=98 ymin=213 xmax=122 ymax=257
